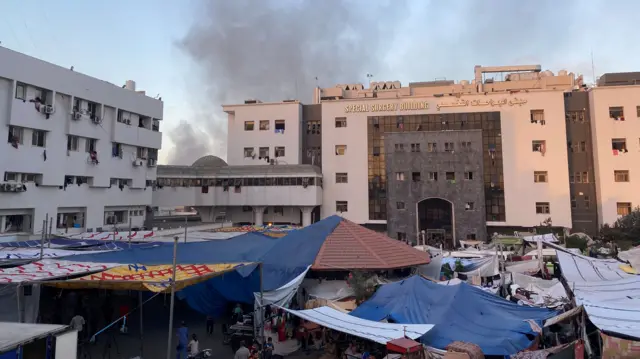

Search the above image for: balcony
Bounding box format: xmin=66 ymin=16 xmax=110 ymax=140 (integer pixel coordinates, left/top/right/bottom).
xmin=112 ymin=122 xmax=162 ymax=149
xmin=9 ymin=98 xmax=57 ymax=132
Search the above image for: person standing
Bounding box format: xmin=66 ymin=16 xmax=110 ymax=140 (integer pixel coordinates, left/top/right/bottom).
xmin=175 ymin=321 xmax=188 ymax=359
xmin=205 ymin=315 xmax=214 ymax=335
xmin=70 ymin=314 xmax=86 ymax=339
xmin=234 ymin=340 xmax=250 ymax=359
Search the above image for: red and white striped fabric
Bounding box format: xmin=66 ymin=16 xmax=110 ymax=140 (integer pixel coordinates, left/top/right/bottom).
xmin=67 ymin=230 xmax=154 ymax=241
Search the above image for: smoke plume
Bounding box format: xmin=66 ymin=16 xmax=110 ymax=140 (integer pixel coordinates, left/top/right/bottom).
xmin=168 ymin=0 xmax=639 ymax=165
xmin=167 ymin=0 xmax=409 ymax=165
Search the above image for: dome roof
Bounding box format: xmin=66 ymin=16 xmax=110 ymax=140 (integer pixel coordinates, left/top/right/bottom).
xmin=191 ymin=155 xmax=228 ymax=168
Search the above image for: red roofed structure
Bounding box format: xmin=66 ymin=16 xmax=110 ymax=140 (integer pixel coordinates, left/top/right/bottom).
xmin=311 ymin=217 xmax=430 ymax=270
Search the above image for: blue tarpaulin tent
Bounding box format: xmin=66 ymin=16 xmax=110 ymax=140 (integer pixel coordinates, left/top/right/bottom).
xmin=350 ymin=275 xmax=557 ymax=356
xmin=65 ymin=216 xmax=342 ymax=317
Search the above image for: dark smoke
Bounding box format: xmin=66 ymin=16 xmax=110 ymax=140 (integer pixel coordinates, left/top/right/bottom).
xmin=169 ymin=0 xmax=640 ymax=165
xmin=168 ymin=0 xmax=409 ymax=165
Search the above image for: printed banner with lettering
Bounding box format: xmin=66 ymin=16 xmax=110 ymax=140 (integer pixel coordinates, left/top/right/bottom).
xmin=50 ymin=263 xmax=249 ymax=292
xmin=0 ymin=259 xmax=118 ymax=283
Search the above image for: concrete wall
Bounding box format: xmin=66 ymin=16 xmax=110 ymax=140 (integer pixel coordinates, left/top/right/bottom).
xmin=385 ymin=130 xmax=486 ymax=244
xmin=589 ymin=85 xmax=640 ymax=226
xmin=225 ymin=102 xmax=302 ymax=166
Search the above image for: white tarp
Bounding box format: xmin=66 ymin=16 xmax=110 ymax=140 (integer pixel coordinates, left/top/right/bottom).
xmin=437 ymin=278 xmax=500 ymax=295
xmin=280 ymin=306 xmax=434 ymax=344
xmin=0 ymin=322 xmax=67 ymax=352
xmin=54 ymin=329 xmax=78 ymax=359
xmin=555 ymin=248 xmax=640 ymax=339
xmin=506 ymin=260 xmax=540 ymax=275
xmin=0 ymin=259 xmax=117 ymax=283
xmin=302 ymin=279 xmax=354 ymax=301
xmin=0 ymin=248 xmax=110 ymax=261
xmin=457 ymin=255 xmax=499 ymax=277
xmin=416 ymin=255 xmax=443 ymax=280
xmin=0 ymin=284 xmax=41 ymax=323
xmin=619 ymin=246 xmax=640 ymax=269
xmin=66 ymin=230 xmax=154 ymax=240
xmin=522 ymin=233 xmax=558 ymax=243
xmin=254 ymin=266 xmax=310 ymax=309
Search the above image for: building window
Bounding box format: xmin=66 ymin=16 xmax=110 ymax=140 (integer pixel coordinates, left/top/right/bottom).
xmin=259 ymin=147 xmax=269 ymax=158
xmin=535 ymin=202 xmax=550 ymax=214
xmin=396 ymin=202 xmax=405 ymax=210
xmin=445 ymin=172 xmax=455 ymax=181
xmin=581 ymin=172 xmax=589 ymax=183
xmin=335 ymin=117 xmax=347 ymax=128
xmin=85 ymin=138 xmax=97 ymax=153
xmin=427 ymin=142 xmax=437 ymax=152
xmin=15 ymin=83 xmax=26 ymax=100
xmin=243 ymin=147 xmax=254 ymax=158
xmin=335 ymin=172 xmax=348 ymax=183
xmin=112 ymin=143 xmax=123 ymax=158
xmin=534 ymin=171 xmax=548 ymax=183
xmin=274 ymin=119 xmax=286 ymax=133
xmin=395 ymin=172 xmax=405 ymax=181
xmin=444 ymin=142 xmax=454 ymax=152
xmin=373 ymin=146 xmax=380 ymax=156
xmin=584 ymin=195 xmax=590 ymax=209
xmin=465 ymin=202 xmax=475 ymax=211
xmin=410 ymin=143 xmax=420 ymax=152
xmin=614 ymin=170 xmax=630 ymax=182
xmin=306 ymin=120 xmax=320 ymax=135
xmin=394 ymin=143 xmax=404 ymax=152
xmin=275 ymin=146 xmax=285 ymax=157
xmin=259 ymin=120 xmax=270 ymax=131
xmin=7 ymin=126 xmax=23 ymax=145
xmin=242 ymin=206 xmax=252 ymax=212
xmin=617 ymin=202 xmax=632 ymax=216
xmin=530 ymin=109 xmax=545 ymax=123
xmin=32 ymin=130 xmax=46 ymax=147
xmin=637 ymin=106 xmax=640 ymax=118
xmin=336 ymin=201 xmax=348 ymax=212
xmin=571 ymin=196 xmax=577 ymax=209
xmin=532 ymin=140 xmax=546 ymax=153
xmin=428 ymin=172 xmax=438 ymax=181
xmin=105 ymin=210 xmax=127 ymax=225
xmin=67 ymin=135 xmax=79 ymax=151
xmin=335 ymin=145 xmax=347 ymax=156
xmin=464 ymin=171 xmax=473 ymax=180
xmin=609 ymin=106 xmax=624 ymax=121
xmin=397 ymin=232 xmax=407 ymax=241
xmin=136 ymin=147 xmax=148 ymax=159
xmin=244 ymin=121 xmax=254 ymax=131
xmin=612 ymin=138 xmax=627 ymax=152
xmin=117 ymin=110 xmax=131 ymax=124
xmin=466 ymin=233 xmax=477 ymax=240
xmin=569 ymin=174 xmax=574 ymax=183
xmin=574 ymin=172 xmax=582 ymax=183
xmin=412 ymin=172 xmax=421 ymax=182
xmin=579 ymin=141 xmax=586 ymax=152
xmin=461 ymin=141 xmax=471 ymax=151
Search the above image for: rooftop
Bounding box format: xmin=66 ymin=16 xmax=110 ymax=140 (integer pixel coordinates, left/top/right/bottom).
xmin=157 ymin=164 xmax=322 ymax=177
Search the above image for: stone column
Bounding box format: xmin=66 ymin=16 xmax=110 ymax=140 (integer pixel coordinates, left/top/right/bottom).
xmin=253 ymin=206 xmax=266 ymax=226
xmin=300 ymin=206 xmax=315 ymax=227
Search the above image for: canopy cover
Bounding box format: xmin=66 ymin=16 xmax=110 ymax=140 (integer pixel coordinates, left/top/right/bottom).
xmin=281 ymin=306 xmax=433 ymax=345
xmin=49 ymin=263 xmax=248 ymax=292
xmin=350 ymin=275 xmax=557 ymax=355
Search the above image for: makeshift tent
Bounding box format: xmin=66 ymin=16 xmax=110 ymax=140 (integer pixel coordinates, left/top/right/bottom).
xmin=350 ymin=275 xmax=557 ymax=355
xmin=0 ymin=248 xmax=112 ymax=262
xmin=555 ymin=249 xmax=640 ymax=339
xmin=0 ymin=238 xmax=162 ymax=250
xmin=281 ymin=306 xmax=434 ymax=345
xmin=0 ymin=259 xmax=118 ymax=284
xmin=0 ymin=322 xmax=68 ymax=353
xmin=48 ymin=263 xmax=249 ymax=292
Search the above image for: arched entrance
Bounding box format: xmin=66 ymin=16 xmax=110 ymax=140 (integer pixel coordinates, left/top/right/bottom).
xmin=417 ymin=198 xmax=454 ymax=249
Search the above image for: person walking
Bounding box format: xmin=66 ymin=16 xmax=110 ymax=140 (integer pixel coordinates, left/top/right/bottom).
xmin=175 ymin=321 xmax=189 ymax=359
xmin=234 ymin=340 xmax=250 ymax=359
xmin=205 ymin=315 xmax=214 ymax=335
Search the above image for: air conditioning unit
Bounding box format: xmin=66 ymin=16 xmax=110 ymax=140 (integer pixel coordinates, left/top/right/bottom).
xmin=14 ymin=184 xmax=26 ymax=192
xmin=0 ymin=183 xmax=10 ymax=192
xmin=132 ymin=159 xmax=144 ymax=167
xmin=147 ymin=158 xmax=157 ymax=167
xmin=73 ymin=112 xmax=82 ymax=121
xmin=43 ymin=105 xmax=55 ymax=114
xmin=92 ymin=116 xmax=102 ymax=124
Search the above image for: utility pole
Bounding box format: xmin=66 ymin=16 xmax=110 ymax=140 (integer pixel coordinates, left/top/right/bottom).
xmin=183 ymin=216 xmax=188 ymax=244
xmin=166 ymin=236 xmax=179 ymax=359
xmin=39 ymin=219 xmax=46 ymax=260
xmin=128 ymin=217 xmax=132 ymax=249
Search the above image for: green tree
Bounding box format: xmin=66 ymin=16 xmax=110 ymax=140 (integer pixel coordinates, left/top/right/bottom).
xmin=599 ymin=206 xmax=640 ymax=250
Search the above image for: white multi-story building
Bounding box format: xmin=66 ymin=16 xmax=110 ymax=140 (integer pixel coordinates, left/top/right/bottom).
xmin=0 ymin=47 xmax=163 ymax=236
xmin=589 ymin=73 xmax=640 ymax=226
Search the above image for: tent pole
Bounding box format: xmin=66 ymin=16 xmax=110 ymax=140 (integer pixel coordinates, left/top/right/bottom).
xmin=259 ymin=262 xmax=264 ymax=344
xmin=166 ymin=236 xmax=179 ymax=359
xmin=139 ymin=291 xmax=144 ymax=358
xmin=39 ymin=219 xmax=46 ymax=260
xmin=16 ymin=283 xmax=22 ymax=323
xmin=48 ymin=220 xmax=53 ymax=248
xmin=128 ymin=217 xmax=132 ymax=249
xmin=184 ymin=216 xmax=188 ymax=244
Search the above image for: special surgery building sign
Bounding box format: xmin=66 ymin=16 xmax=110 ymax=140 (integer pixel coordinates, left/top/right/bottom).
xmin=344 ymin=101 xmax=430 ymax=113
